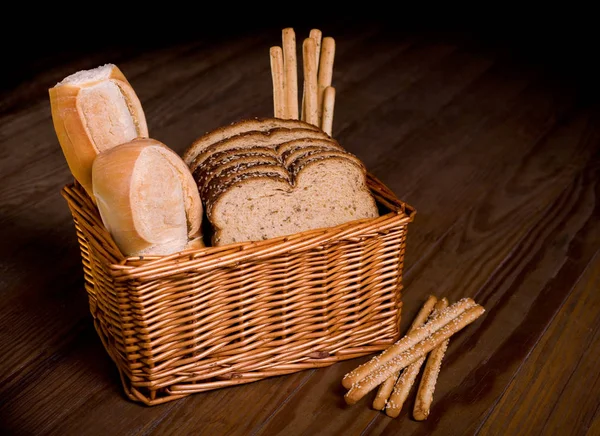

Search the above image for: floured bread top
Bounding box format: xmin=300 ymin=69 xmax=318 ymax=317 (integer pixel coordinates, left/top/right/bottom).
xmin=78 ymin=81 xmax=138 ymax=152
xmin=56 ymin=64 xmax=115 ymax=86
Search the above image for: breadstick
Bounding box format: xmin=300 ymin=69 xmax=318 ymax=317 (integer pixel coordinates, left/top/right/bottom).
xmin=310 ymin=28 xmax=322 ymax=69
xmin=344 ymin=304 xmax=485 ymax=405
xmin=317 ymin=37 xmax=335 ymax=124
xmin=321 ymin=87 xmax=336 ymax=136
xmin=413 ymin=299 xmax=452 ymax=420
xmin=372 ymin=296 xmax=438 ymax=410
xmin=282 ymin=28 xmax=298 ymax=119
xmin=301 ymin=29 xmax=322 ymax=121
xmin=270 ymin=46 xmax=285 ymax=118
xmin=303 ymin=38 xmax=319 ymax=126
xmin=385 ymin=298 xmax=449 ymax=418
xmin=342 ymin=298 xmax=477 ymax=389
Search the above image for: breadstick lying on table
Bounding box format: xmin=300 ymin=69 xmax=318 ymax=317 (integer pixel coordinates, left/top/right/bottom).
xmin=385 ymin=298 xmax=449 ymax=418
xmin=344 ymin=304 xmax=485 ymax=405
xmin=372 ymin=295 xmax=438 ymax=411
xmin=413 ymin=298 xmax=452 ymax=421
xmin=342 ymin=297 xmax=477 ymax=389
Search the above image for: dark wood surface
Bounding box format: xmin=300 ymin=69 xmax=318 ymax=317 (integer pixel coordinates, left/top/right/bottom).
xmin=1 ymin=20 xmax=599 ymax=435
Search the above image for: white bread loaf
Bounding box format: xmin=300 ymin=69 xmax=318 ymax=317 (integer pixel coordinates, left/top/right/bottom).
xmin=49 ymin=64 xmax=148 ymax=198
xmin=92 ymin=138 xmax=203 ymax=256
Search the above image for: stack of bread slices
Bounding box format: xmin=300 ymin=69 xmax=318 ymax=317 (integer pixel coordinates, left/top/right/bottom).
xmin=183 ymin=118 xmax=378 ymax=246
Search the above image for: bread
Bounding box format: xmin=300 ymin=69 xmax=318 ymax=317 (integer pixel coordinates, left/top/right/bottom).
xmin=209 ymin=157 xmax=378 ymax=246
xmin=183 ymin=118 xmax=379 ymax=247
xmin=49 ymin=64 xmax=148 ymax=198
xmin=195 ymin=153 xmax=281 ymax=197
xmin=92 ymin=138 xmax=203 ymax=256
xmin=183 ymin=117 xmax=322 ymax=166
xmin=189 ymin=127 xmax=330 ymax=173
xmin=278 ymin=139 xmax=345 ymax=166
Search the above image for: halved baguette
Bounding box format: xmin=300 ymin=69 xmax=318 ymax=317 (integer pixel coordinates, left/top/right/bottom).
xmin=49 ymin=64 xmax=148 ymax=198
xmin=92 ymin=138 xmax=203 ymax=256
xmin=183 ymin=117 xmax=322 ymax=166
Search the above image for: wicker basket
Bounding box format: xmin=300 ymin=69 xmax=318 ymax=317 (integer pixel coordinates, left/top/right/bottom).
xmin=61 ymin=173 xmax=415 ymax=405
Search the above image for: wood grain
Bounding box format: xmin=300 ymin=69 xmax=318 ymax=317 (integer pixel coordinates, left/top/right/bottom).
xmin=480 ymin=252 xmax=600 ymax=435
xmin=0 ymin=23 xmax=599 ymax=436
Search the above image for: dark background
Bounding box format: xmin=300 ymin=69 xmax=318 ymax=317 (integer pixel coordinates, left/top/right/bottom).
xmin=3 ymin=8 xmax=598 ymax=101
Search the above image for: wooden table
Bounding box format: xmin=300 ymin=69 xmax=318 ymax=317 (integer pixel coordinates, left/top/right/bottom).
xmin=1 ymin=19 xmax=599 ymax=435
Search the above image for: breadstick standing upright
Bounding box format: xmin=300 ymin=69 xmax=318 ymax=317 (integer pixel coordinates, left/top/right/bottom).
xmin=282 ymin=28 xmax=298 ymax=119
xmin=372 ymin=296 xmax=438 ymax=411
xmin=344 ymin=304 xmax=485 ymax=405
xmin=317 ymin=37 xmax=335 ymax=124
xmin=413 ymin=298 xmax=452 ymax=421
xmin=270 ymin=46 xmax=285 ymax=118
xmin=342 ymin=298 xmax=477 ymax=389
xmin=385 ymin=298 xmax=449 ymax=418
xmin=310 ymin=28 xmax=322 ymax=69
xmin=302 ymin=29 xmax=322 ymax=121
xmin=321 ymin=86 xmax=336 ymax=136
xmin=303 ymin=38 xmax=319 ymax=126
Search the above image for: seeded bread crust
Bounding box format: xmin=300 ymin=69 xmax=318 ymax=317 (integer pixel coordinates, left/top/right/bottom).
xmin=289 ymin=150 xmax=366 ymax=177
xmin=194 ymin=153 xmax=281 ymax=197
xmin=183 ymin=117 xmax=323 ymax=166
xmin=276 ymin=138 xmax=343 ymax=155
xmin=281 ymin=145 xmax=350 ymax=167
xmin=277 ymin=138 xmax=344 ymax=165
xmin=189 ymin=128 xmax=330 ymax=173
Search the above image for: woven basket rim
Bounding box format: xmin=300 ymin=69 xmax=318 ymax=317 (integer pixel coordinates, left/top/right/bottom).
xmin=61 ymin=173 xmax=415 ymax=281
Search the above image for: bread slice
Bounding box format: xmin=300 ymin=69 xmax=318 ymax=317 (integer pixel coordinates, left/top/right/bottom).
xmin=279 ymin=141 xmax=347 ymax=167
xmin=276 ymin=137 xmax=343 ymax=156
xmin=92 ymin=138 xmax=203 ymax=256
xmin=209 ymin=157 xmax=378 ymax=246
xmin=192 ymin=146 xmax=279 ymax=190
xmin=204 ymin=164 xmax=291 ymax=214
xmin=195 ymin=154 xmax=281 ymax=198
xmin=189 ymin=127 xmax=330 ymax=173
xmin=288 ymin=150 xmax=367 ymax=176
xmin=183 ymin=117 xmax=322 ymax=166
xmin=49 ymin=64 xmax=148 ymax=198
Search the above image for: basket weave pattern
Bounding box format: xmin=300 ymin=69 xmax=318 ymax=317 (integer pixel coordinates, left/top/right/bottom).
xmin=62 ymin=174 xmax=414 ymax=405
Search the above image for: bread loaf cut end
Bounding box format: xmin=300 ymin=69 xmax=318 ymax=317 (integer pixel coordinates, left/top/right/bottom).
xmin=92 ymin=138 xmax=203 ymax=256
xmin=50 ymin=64 xmax=148 ymax=199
